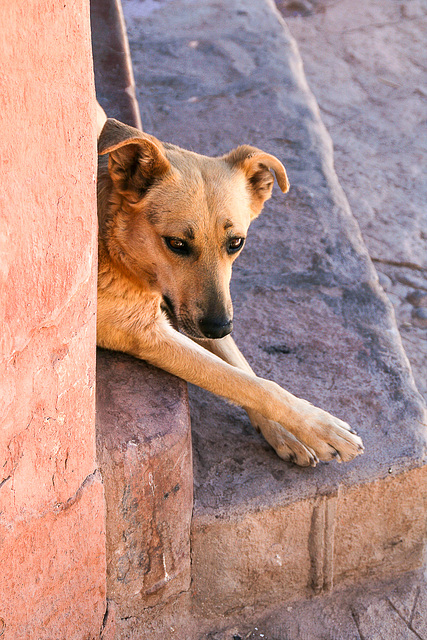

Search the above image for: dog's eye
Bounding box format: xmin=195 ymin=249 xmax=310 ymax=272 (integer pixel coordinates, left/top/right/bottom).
xmin=164 ymin=237 xmax=190 ymax=255
xmin=227 ymin=237 xmax=245 ymax=254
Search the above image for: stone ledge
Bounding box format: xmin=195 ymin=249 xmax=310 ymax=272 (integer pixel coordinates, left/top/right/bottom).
xmin=191 ymin=465 xmax=427 ymax=616
xmin=96 ymin=350 xmax=193 ymax=618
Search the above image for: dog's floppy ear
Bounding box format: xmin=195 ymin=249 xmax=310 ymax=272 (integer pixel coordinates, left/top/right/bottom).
xmin=98 ymin=118 xmax=170 ymax=199
xmin=225 ymin=145 xmax=289 ymax=218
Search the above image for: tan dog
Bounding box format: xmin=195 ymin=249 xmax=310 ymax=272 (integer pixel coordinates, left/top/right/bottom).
xmin=96 ymin=116 xmax=364 ymax=467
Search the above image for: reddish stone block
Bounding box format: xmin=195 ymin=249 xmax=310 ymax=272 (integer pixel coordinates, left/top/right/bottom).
xmin=0 ymin=0 xmax=99 ymax=509
xmin=96 ymin=349 xmax=193 ymax=617
xmin=0 ymin=322 xmax=97 ymax=518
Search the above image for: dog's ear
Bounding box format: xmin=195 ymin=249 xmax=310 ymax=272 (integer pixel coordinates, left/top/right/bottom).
xmin=225 ymin=145 xmax=289 ymax=218
xmin=98 ymin=118 xmax=170 ymax=199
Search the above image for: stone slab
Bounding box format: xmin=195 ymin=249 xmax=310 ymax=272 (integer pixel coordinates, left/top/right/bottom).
xmin=282 ymin=0 xmax=427 ymax=271
xmin=334 ymin=466 xmax=427 ymax=585
xmin=203 ymin=568 xmax=427 ymax=640
xmin=96 ymin=349 xmax=193 ymax=617
xmin=191 ymin=498 xmax=314 ymax=616
xmin=191 ymin=466 xmax=427 ymax=616
xmin=117 ymin=568 xmax=427 ymax=639
xmin=120 ymin=0 xmax=426 ymax=614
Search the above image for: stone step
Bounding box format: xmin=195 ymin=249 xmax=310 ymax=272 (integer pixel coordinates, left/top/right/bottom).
xmin=93 ymin=0 xmax=426 ymax=636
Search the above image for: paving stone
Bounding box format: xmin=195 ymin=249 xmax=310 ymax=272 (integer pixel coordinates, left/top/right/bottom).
xmin=407 ymin=291 xmax=427 ymax=309
xmin=117 ymin=569 xmax=427 ymax=639
xmin=412 ymin=308 xmax=427 ymax=329
xmin=257 ymin=571 xmax=427 ymax=640
xmin=388 ymin=581 xmax=427 ymax=640
xmin=412 ymin=588 xmax=427 ymax=638
xmin=91 ymin=0 xmax=142 ymax=128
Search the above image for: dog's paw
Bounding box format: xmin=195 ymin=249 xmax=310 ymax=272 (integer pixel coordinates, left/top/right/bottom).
xmin=246 ymin=409 xmax=318 ymax=467
xmin=291 ymin=402 xmax=364 ymax=463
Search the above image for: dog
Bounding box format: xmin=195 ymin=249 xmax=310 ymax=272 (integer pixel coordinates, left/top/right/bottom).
xmin=96 ymin=112 xmax=364 ymax=467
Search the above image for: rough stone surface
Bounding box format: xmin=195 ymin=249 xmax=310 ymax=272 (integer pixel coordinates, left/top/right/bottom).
xmin=191 ymin=466 xmax=427 ymax=616
xmin=0 ymin=476 xmax=106 ymax=640
xmin=96 ymin=349 xmax=193 ymax=617
xmin=333 ymin=466 xmax=427 ymax=584
xmin=192 ymin=499 xmax=313 ymax=616
xmin=281 ymin=0 xmax=427 ymax=402
xmin=120 ymin=0 xmax=426 ymax=620
xmin=118 ymin=569 xmax=427 ymax=639
xmin=0 ymin=2 xmax=105 ymax=638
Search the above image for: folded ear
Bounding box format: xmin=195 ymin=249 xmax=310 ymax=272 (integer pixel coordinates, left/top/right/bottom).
xmin=225 ymin=145 xmax=289 ymax=218
xmin=98 ymin=118 xmax=170 ymax=199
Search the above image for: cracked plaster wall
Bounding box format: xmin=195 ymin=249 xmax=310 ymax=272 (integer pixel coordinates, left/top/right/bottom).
xmin=0 ymin=2 xmax=106 ymax=638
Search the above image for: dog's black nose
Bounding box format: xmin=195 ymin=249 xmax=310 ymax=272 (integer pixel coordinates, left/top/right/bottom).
xmin=198 ymin=317 xmax=233 ymax=339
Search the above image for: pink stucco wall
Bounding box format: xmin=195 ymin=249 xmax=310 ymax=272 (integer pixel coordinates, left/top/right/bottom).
xmin=0 ymin=2 xmax=106 ymax=638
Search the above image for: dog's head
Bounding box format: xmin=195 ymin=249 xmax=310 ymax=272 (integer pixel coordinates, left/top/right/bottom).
xmin=98 ymin=118 xmax=289 ymax=339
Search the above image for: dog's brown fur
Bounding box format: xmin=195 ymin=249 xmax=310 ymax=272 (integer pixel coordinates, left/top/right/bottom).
xmin=96 ymin=117 xmax=364 ymax=466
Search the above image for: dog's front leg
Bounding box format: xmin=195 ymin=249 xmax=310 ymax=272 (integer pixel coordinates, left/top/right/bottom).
xmin=192 ymin=335 xmax=318 ymax=466
xmin=118 ymin=316 xmax=363 ymax=464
